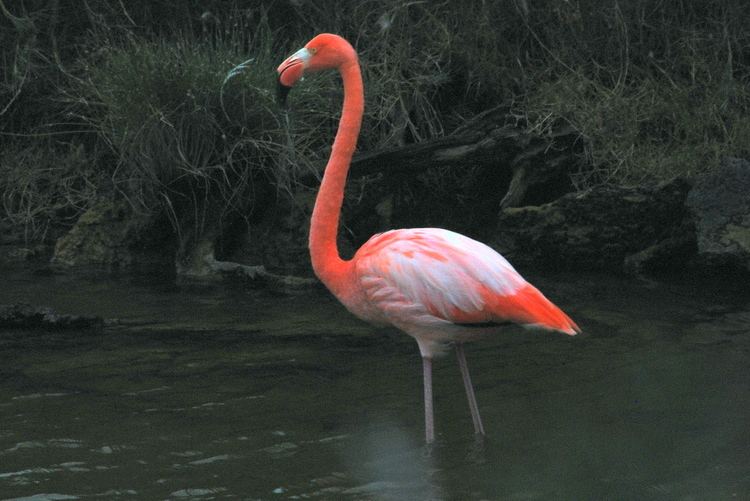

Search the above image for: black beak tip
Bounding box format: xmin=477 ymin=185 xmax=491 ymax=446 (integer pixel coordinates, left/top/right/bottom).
xmin=277 ymin=79 xmax=291 ymax=107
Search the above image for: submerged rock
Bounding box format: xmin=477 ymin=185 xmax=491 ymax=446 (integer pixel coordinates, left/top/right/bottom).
xmin=0 ymin=303 xmax=104 ymax=330
xmin=493 ymin=177 xmax=693 ymax=273
xmin=686 ymin=157 xmax=750 ymax=271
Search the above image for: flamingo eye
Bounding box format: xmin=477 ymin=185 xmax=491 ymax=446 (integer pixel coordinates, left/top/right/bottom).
xmin=309 ymin=47 xmax=318 ymax=55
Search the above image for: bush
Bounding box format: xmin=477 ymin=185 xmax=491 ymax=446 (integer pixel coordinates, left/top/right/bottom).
xmin=0 ymin=141 xmax=98 ymax=242
xmin=3 ymin=0 xmax=750 ymax=245
xmin=516 ymin=0 xmax=750 ymax=185
xmin=75 ymin=25 xmax=269 ymax=214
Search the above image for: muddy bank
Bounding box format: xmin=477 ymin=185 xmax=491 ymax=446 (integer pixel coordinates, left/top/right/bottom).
xmin=2 ymin=139 xmax=749 ymax=283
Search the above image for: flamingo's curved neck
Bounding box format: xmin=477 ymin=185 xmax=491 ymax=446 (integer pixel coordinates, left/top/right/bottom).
xmin=309 ymin=58 xmax=363 ymax=293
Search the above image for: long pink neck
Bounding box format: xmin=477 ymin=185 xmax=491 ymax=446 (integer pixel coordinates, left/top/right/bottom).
xmin=309 ymin=59 xmax=363 ymax=294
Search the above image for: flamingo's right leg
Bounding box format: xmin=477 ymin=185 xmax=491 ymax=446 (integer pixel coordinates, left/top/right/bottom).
xmin=455 ymin=343 xmax=485 ymax=437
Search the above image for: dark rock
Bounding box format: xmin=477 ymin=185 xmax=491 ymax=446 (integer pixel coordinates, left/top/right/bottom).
xmin=686 ymin=157 xmax=750 ymax=271
xmin=234 ymin=193 xmax=317 ymax=277
xmin=348 ymin=107 xmax=584 ymax=235
xmin=493 ymin=177 xmax=693 ymax=273
xmin=622 ymin=228 xmax=696 ymax=275
xmin=51 ymin=199 xmax=173 ymax=271
xmin=176 ymin=236 xmax=320 ymax=293
xmin=0 ymin=244 xmax=51 ymax=264
xmin=0 ymin=303 xmax=104 ymax=330
xmin=0 ymin=218 xmax=54 ymax=264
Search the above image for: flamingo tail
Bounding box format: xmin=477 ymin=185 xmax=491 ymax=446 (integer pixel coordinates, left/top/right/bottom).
xmin=491 ymin=283 xmax=581 ymax=335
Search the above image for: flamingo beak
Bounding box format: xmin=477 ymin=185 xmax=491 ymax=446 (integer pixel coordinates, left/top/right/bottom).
xmin=276 ymin=48 xmax=311 ymax=106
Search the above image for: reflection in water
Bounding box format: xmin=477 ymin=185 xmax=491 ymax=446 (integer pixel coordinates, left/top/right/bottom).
xmin=344 ymin=424 xmax=441 ymax=499
xmin=0 ymin=268 xmax=748 ymax=498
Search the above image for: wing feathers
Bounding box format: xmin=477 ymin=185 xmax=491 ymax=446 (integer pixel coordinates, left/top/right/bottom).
xmin=355 ymin=228 xmax=578 ymax=334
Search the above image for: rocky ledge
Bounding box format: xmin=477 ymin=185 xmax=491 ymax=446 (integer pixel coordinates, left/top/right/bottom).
xmin=494 ymin=157 xmax=750 ymax=276
xmin=686 ymin=157 xmax=750 ymax=271
xmin=0 ymin=303 xmax=104 ymax=330
xmin=3 ymin=134 xmax=749 ymax=281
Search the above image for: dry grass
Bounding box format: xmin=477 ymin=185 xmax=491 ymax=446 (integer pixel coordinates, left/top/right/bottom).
xmin=3 ymin=0 xmax=750 ymax=242
xmin=0 ymin=141 xmax=99 ymax=242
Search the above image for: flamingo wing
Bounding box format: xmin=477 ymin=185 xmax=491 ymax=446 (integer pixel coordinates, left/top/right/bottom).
xmin=354 ymin=228 xmax=579 ymax=335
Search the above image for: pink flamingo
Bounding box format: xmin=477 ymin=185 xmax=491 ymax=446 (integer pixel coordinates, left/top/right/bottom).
xmin=276 ymin=34 xmax=580 ymax=443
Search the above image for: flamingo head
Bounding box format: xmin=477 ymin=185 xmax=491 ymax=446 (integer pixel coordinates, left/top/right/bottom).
xmin=276 ymin=33 xmax=357 ymax=105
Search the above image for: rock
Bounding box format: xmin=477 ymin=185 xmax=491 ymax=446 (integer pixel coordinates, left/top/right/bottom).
xmin=493 ymin=178 xmax=693 ymax=273
xmin=622 ymin=230 xmax=695 ymax=275
xmin=0 ymin=218 xmax=54 ymax=264
xmin=0 ymin=244 xmax=50 ymax=264
xmin=349 ymin=107 xmax=583 ymax=217
xmin=51 ymin=199 xmax=173 ymax=271
xmin=686 ymin=157 xmax=750 ymax=271
xmin=232 ymin=192 xmax=346 ymax=277
xmin=0 ymin=303 xmax=104 ymax=330
xmin=177 ymin=237 xmax=320 ymax=293
xmin=176 ymin=237 xmax=219 ymax=278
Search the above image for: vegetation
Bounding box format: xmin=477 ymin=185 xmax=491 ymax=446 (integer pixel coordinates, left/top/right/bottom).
xmin=2 ymin=0 xmax=750 ymax=247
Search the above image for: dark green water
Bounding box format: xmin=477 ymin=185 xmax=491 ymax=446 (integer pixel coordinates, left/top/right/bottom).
xmin=0 ymin=267 xmax=748 ymax=499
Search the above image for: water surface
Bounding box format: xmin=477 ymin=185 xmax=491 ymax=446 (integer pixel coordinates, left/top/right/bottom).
xmin=1 ymin=267 xmax=748 ymax=499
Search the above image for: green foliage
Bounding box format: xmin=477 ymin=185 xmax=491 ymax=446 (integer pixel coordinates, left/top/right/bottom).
xmin=525 ymin=70 xmax=750 ymax=185
xmin=514 ymin=0 xmax=750 ymax=184
xmin=0 ymin=141 xmax=99 ymax=241
xmin=70 ymin=13 xmax=335 ymax=244
xmin=3 ymin=0 xmax=750 ymax=244
xmin=79 ymin=34 xmax=275 ymax=205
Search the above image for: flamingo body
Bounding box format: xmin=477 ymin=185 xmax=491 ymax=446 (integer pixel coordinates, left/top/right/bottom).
xmin=268 ymin=33 xmax=580 ymax=442
xmin=347 ymin=227 xmax=578 ymax=357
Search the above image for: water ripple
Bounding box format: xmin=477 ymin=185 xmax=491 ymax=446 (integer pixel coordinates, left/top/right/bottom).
xmin=3 ymin=494 xmax=79 ymax=501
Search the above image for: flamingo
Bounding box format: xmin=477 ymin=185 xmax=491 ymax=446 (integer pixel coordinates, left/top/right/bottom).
xmin=273 ymin=34 xmax=580 ymax=443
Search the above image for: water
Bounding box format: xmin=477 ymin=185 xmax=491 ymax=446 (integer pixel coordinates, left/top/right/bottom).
xmin=0 ymin=267 xmax=748 ymax=499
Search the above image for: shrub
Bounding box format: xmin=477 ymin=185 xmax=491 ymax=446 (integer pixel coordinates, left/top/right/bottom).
xmin=3 ymin=0 xmax=750 ymax=245
xmin=511 ymin=1 xmax=750 ymax=185
xmin=0 ymin=141 xmax=98 ymax=242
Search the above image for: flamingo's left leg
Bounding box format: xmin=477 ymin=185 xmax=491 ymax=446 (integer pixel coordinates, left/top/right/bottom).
xmin=455 ymin=343 xmax=485 ymax=436
xmin=422 ymin=356 xmax=435 ymax=443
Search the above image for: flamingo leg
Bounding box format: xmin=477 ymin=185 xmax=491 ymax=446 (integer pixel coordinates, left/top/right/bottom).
xmin=422 ymin=356 xmax=435 ymax=443
xmin=455 ymin=343 xmax=485 ymax=436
